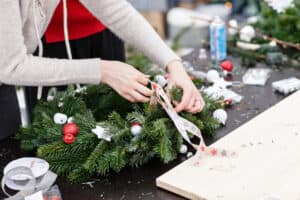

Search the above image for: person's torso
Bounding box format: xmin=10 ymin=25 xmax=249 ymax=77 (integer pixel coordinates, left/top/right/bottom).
xmin=20 ymin=0 xmax=60 ymax=53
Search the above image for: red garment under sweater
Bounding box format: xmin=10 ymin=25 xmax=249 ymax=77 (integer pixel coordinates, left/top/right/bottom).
xmin=45 ymin=0 xmax=106 ymax=43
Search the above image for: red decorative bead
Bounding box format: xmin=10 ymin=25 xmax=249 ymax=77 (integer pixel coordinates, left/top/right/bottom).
xmin=210 ymin=148 xmax=218 ymax=156
xmin=63 ymin=133 xmax=75 ymax=144
xmin=199 ymin=146 xmax=206 ymax=152
xmin=221 ymin=60 xmax=233 ymax=72
xmin=63 ymin=122 xmax=79 ymax=136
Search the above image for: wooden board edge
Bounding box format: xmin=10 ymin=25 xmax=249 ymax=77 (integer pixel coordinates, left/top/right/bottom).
xmin=156 ymin=177 xmax=203 ymax=200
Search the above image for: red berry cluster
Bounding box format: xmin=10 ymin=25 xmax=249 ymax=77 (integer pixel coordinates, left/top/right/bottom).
xmin=62 ymin=122 xmax=79 ymax=144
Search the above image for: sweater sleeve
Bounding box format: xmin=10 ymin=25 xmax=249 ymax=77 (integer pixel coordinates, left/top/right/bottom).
xmin=0 ymin=0 xmax=101 ymax=86
xmin=80 ymin=0 xmax=181 ymax=69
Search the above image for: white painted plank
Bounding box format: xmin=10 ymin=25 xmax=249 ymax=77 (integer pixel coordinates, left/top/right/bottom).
xmin=156 ymin=91 xmax=300 ymax=200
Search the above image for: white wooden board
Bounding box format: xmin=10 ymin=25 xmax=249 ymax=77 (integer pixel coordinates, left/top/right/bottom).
xmin=156 ymin=91 xmax=300 ymax=200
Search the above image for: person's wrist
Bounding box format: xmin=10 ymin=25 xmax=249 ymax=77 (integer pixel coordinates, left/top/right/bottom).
xmin=100 ymin=60 xmax=111 ymax=85
xmin=166 ymin=59 xmax=185 ymax=74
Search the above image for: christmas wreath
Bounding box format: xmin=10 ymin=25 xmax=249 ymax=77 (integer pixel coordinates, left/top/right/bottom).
xmin=17 ymin=61 xmax=223 ymax=183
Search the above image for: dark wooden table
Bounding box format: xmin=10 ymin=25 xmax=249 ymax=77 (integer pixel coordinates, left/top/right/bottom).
xmin=1 ymin=52 xmax=300 ymax=200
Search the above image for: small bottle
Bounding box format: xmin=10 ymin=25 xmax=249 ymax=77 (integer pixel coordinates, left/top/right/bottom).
xmin=210 ymin=16 xmax=227 ymax=62
xmin=198 ymin=48 xmax=208 ymax=70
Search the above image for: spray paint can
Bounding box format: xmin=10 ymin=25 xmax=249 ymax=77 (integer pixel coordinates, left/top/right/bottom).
xmin=210 ymin=16 xmax=227 ymax=62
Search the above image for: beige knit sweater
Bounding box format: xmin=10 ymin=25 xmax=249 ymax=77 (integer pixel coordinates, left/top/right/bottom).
xmin=0 ymin=0 xmax=180 ymax=86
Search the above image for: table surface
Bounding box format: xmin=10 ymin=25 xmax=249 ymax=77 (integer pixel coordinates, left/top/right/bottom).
xmin=1 ymin=52 xmax=300 ymax=200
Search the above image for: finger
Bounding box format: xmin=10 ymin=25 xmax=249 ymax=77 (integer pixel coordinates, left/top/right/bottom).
xmin=172 ymin=100 xmax=179 ymax=107
xmin=191 ymin=95 xmax=205 ymax=113
xmin=134 ymin=83 xmax=153 ymax=97
xmin=124 ymin=93 xmax=136 ymax=103
xmin=166 ymin=82 xmax=175 ymax=98
xmin=137 ymin=74 xmax=149 ymax=86
xmin=130 ymin=90 xmax=150 ymax=103
xmin=186 ymin=92 xmax=196 ymax=112
xmin=190 ymin=99 xmax=202 ymax=113
xmin=175 ymin=87 xmax=192 ymax=113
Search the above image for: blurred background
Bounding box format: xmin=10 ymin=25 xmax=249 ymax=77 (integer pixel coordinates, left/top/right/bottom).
xmin=128 ymin=0 xmax=260 ymax=45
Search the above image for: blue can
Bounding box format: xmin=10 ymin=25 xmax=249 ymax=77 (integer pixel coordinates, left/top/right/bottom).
xmin=210 ymin=16 xmax=227 ymax=61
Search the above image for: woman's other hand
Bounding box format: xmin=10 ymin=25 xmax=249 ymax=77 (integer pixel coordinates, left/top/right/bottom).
xmin=167 ymin=60 xmax=205 ymax=113
xmin=101 ymin=60 xmax=153 ymax=103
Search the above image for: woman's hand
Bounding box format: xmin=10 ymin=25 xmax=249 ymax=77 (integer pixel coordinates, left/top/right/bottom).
xmin=101 ymin=60 xmax=153 ymax=103
xmin=167 ymin=60 xmax=205 ymax=113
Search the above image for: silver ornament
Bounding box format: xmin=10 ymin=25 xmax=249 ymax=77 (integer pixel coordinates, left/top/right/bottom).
xmin=213 ymin=109 xmax=228 ymax=125
xmin=206 ymin=70 xmax=221 ymax=83
xmin=53 ymin=113 xmax=68 ymax=124
xmin=130 ymin=124 xmax=142 ymax=136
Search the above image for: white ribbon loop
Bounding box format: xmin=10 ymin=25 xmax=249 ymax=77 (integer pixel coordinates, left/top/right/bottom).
xmin=150 ymin=82 xmax=206 ymax=150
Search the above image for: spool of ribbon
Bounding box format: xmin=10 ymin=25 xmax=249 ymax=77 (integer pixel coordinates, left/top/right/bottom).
xmin=1 ymin=166 xmax=57 ymax=200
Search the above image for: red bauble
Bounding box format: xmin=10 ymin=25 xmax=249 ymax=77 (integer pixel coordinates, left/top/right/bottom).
xmin=63 ymin=122 xmax=79 ymax=136
xmin=63 ymin=133 xmax=75 ymax=144
xmin=221 ymin=60 xmax=233 ymax=72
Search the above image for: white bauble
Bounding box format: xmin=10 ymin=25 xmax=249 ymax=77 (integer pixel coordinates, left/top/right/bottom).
xmin=130 ymin=123 xmax=143 ymax=136
xmin=155 ymin=75 xmax=168 ymax=87
xmin=187 ymin=152 xmax=193 ymax=158
xmin=179 ymin=144 xmax=188 ymax=154
xmin=213 ymin=109 xmax=228 ymax=125
xmin=240 ymin=25 xmax=256 ymax=42
xmin=53 ymin=113 xmax=68 ymax=124
xmin=206 ymin=70 xmax=221 ymax=83
xmin=228 ymin=19 xmax=239 ymax=35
